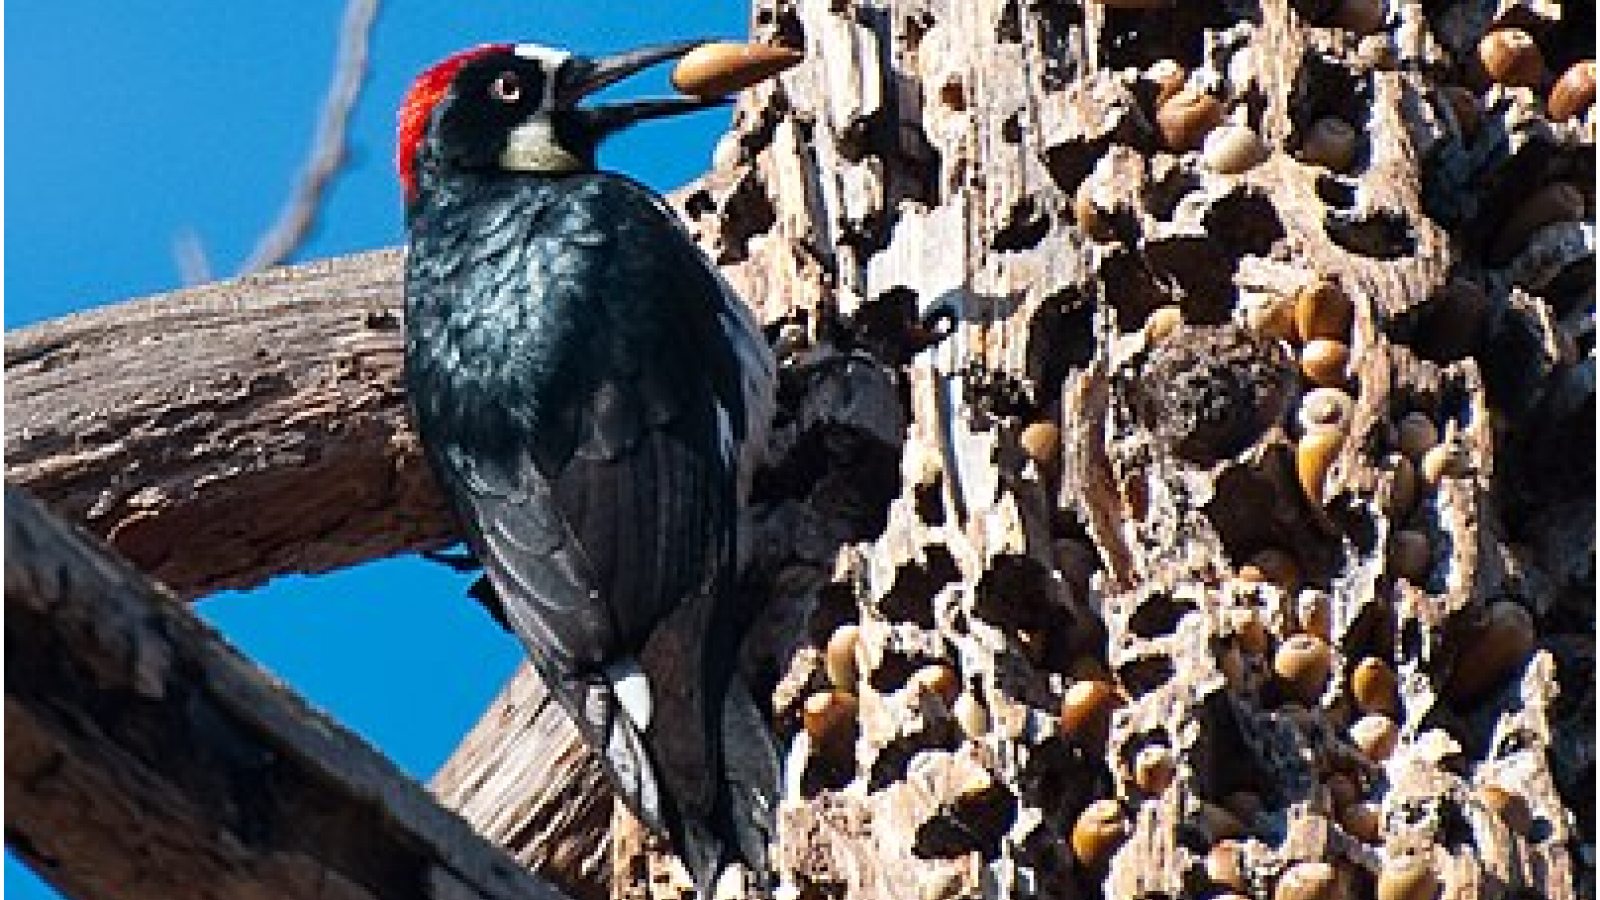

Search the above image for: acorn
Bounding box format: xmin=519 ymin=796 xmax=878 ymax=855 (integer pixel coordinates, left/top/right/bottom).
xmin=1297 ymin=115 xmax=1360 ymax=171
xmin=1419 ymin=441 xmax=1470 ymax=490
xmin=1476 ymin=28 xmax=1546 ymax=89
xmin=1298 ymin=386 xmax=1356 ymax=434
xmin=1134 ymin=744 xmax=1177 ymax=794
xmin=1296 ymin=588 xmax=1333 ymax=639
xmin=1548 ymin=60 xmax=1597 ymax=121
xmin=1396 ymin=411 xmax=1438 ymax=460
xmin=1243 ymin=293 xmax=1301 ymax=342
xmin=1377 ymin=849 xmax=1440 ymax=900
xmin=1301 ymin=339 xmax=1351 ymax=387
xmin=1147 ymin=59 xmax=1188 ymax=109
xmin=1020 ymin=420 xmax=1064 ymax=474
xmin=1070 ymin=799 xmax=1129 ymax=870
xmin=1241 ymin=547 xmax=1300 ymax=592
xmin=1060 ymin=679 xmax=1124 ymax=751
xmin=1489 ymin=181 xmax=1586 ymax=263
xmin=910 ymin=663 xmax=961 ymax=704
xmin=953 ymin=690 xmax=992 ymax=738
xmin=1349 ymin=713 xmax=1400 ymax=762
xmin=1297 ymin=427 xmax=1345 ymax=506
xmin=1143 ymin=304 xmax=1185 ymax=345
xmin=1350 ymin=656 xmax=1400 ymax=716
xmin=802 ymin=690 xmax=859 ymax=752
xmin=1275 ymin=634 xmax=1334 ymax=704
xmin=824 ymin=623 xmax=862 ymax=690
xmin=1387 ymin=528 xmax=1431 ymax=581
xmin=1342 ymin=800 xmax=1383 ymax=843
xmin=1275 ymin=860 xmax=1339 ymax=900
xmin=1477 ymin=784 xmax=1533 ymax=835
xmin=1294 ymin=277 xmax=1354 ymax=342
xmin=1206 ymin=840 xmax=1249 ymax=892
xmin=1203 ymin=123 xmax=1270 ymax=174
xmin=1328 ymin=0 xmax=1386 ymax=35
xmin=670 ymin=42 xmax=804 ymax=99
xmin=1157 ymin=88 xmax=1225 ymax=152
xmin=1446 ymin=600 xmax=1536 ymax=704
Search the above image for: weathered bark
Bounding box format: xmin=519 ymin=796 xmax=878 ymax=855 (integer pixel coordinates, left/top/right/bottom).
xmin=3 ymin=251 xmax=637 ymax=900
xmin=651 ymin=0 xmax=1593 ymax=898
xmin=4 ymin=248 xmax=448 ymax=599
xmin=430 ymin=663 xmax=614 ymax=900
xmin=4 ymin=485 xmax=569 ymax=900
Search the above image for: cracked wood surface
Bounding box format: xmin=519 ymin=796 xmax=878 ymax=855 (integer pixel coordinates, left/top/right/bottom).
xmin=5 ymin=248 xmax=449 ymax=599
xmin=5 ymin=485 xmax=571 ymax=900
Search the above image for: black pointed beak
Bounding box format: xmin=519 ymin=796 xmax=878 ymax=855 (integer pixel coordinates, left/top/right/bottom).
xmin=556 ymin=40 xmax=729 ymax=135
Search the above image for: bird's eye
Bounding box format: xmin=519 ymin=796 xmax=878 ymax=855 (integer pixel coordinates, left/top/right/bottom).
xmin=489 ymin=72 xmax=522 ymax=104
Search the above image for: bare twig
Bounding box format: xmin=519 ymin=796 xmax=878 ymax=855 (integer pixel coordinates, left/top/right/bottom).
xmin=172 ymin=226 xmax=213 ymax=285
xmin=239 ymin=0 xmax=381 ymax=274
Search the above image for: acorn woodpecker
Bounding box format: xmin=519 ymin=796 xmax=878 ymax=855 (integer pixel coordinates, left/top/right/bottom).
xmin=397 ymin=41 xmax=779 ymax=895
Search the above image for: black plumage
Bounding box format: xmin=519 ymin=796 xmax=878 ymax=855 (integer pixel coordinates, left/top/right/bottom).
xmin=400 ymin=43 xmax=778 ymax=897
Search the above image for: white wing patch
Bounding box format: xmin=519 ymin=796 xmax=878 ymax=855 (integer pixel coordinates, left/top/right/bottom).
xmin=606 ymin=657 xmax=654 ymax=729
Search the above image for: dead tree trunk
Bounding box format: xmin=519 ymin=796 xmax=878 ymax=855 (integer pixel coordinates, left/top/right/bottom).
xmin=630 ymin=0 xmax=1594 ymax=897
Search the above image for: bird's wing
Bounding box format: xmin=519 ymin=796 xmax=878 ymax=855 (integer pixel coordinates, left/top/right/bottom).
xmin=408 ymin=174 xmax=769 ymax=850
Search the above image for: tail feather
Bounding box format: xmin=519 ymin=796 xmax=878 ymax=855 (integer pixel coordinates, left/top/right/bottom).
xmin=513 ymin=589 xmax=779 ymax=900
xmin=720 ymin=672 xmax=780 ymax=881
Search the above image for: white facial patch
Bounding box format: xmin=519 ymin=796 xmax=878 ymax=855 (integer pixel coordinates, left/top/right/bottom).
xmin=502 ymin=43 xmax=582 ymax=173
xmin=501 ymin=116 xmax=584 ymax=173
xmin=513 ymin=43 xmax=572 ymax=108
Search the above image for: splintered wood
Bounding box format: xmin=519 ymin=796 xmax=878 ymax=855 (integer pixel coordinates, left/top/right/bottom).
xmin=663 ymin=0 xmax=1594 ymax=897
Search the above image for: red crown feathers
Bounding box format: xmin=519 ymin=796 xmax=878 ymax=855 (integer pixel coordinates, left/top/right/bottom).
xmin=397 ymin=44 xmax=511 ymax=201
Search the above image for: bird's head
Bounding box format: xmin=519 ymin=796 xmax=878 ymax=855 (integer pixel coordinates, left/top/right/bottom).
xmin=397 ymin=40 xmax=725 ymax=203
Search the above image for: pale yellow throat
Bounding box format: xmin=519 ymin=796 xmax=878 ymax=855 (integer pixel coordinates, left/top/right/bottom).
xmin=500 ymin=117 xmax=584 ymax=174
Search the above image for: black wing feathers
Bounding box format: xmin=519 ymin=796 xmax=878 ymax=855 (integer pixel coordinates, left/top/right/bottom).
xmin=405 ymin=175 xmax=756 ymax=870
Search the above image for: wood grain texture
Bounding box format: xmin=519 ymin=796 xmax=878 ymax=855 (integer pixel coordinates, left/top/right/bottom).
xmin=3 ymin=249 xmax=635 ymax=899
xmin=5 ymin=484 xmax=570 ymax=900
xmin=5 ymin=248 xmax=450 ymax=598
xmin=671 ymin=0 xmax=1594 ymax=897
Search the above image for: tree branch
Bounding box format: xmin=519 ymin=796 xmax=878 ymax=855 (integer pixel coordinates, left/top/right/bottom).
xmin=4 ymin=247 xmax=631 ymax=899
xmin=5 ymin=248 xmax=445 ymax=599
xmin=240 ymin=0 xmax=382 ymax=274
xmin=5 ymin=484 xmax=573 ymax=900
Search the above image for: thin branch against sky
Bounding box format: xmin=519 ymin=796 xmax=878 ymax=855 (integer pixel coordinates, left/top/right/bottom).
xmin=240 ymin=0 xmax=382 ymax=275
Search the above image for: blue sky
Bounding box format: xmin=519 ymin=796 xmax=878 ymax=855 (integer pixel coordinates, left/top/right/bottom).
xmin=7 ymin=3 xmax=749 ymax=897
